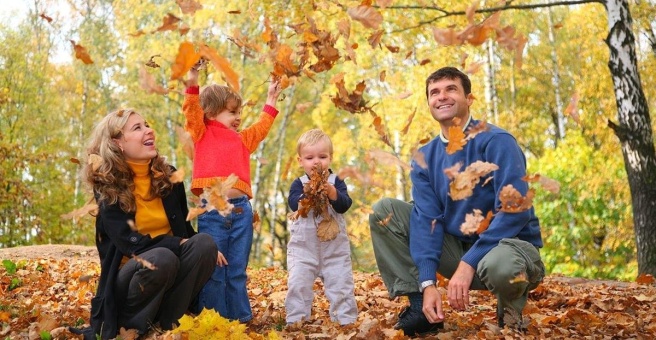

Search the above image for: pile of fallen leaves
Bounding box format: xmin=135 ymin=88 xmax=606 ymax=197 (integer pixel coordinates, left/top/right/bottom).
xmin=1 ymin=246 xmax=655 ymax=339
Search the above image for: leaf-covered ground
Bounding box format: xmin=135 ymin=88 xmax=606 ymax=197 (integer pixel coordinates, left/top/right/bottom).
xmin=1 ymin=245 xmax=655 ymax=339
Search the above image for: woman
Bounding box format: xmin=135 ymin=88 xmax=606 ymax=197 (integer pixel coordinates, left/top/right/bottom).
xmin=75 ymin=109 xmax=218 ymax=339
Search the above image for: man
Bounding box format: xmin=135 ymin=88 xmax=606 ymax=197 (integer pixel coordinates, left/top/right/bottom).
xmin=369 ymin=67 xmax=544 ymax=336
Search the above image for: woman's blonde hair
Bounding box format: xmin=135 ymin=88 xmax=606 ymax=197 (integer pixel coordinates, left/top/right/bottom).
xmin=82 ymin=108 xmax=173 ymax=213
xmin=200 ymin=84 xmax=242 ymax=119
xmin=296 ymin=128 xmax=333 ymax=156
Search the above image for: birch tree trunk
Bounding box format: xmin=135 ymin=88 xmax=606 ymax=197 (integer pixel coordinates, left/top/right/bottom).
xmin=604 ymin=0 xmax=656 ymax=276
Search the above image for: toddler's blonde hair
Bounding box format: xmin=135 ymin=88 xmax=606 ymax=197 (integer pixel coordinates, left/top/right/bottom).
xmin=296 ymin=129 xmax=333 ymax=156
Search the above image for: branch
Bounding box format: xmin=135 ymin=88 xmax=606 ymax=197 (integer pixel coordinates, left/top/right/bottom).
xmin=383 ymin=0 xmax=604 ymax=33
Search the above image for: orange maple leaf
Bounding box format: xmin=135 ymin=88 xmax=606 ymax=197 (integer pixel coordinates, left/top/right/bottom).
xmin=446 ymin=125 xmax=467 ymax=154
xmin=170 ymin=41 xmax=201 ymax=81
xmin=199 ymin=44 xmax=241 ymax=92
xmin=564 ymin=92 xmax=581 ymax=125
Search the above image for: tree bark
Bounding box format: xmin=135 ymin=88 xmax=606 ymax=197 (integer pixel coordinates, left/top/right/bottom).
xmin=604 ymin=0 xmax=656 ymax=276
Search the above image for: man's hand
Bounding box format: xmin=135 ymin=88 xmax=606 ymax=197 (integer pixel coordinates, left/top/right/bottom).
xmin=422 ymin=285 xmax=444 ymax=323
xmin=447 ymin=261 xmax=476 ymax=310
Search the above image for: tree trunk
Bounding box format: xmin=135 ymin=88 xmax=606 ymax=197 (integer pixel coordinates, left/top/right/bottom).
xmin=604 ymin=0 xmax=656 ymax=276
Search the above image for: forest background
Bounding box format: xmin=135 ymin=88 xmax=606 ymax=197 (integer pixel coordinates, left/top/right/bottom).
xmin=1 ymin=0 xmax=655 ymax=282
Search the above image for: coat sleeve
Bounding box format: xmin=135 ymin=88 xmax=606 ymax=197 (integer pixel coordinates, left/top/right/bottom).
xmin=329 ymin=176 xmax=352 ymax=214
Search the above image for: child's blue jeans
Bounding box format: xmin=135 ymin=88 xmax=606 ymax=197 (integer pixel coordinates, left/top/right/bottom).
xmin=197 ymin=196 xmax=254 ymax=322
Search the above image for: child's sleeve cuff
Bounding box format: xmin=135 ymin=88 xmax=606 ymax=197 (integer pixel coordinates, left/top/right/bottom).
xmin=263 ymin=104 xmax=279 ymax=118
xmin=186 ymin=86 xmax=199 ymax=94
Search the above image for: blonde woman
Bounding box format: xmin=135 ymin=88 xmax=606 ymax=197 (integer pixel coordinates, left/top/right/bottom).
xmin=73 ymin=109 xmax=217 ymax=339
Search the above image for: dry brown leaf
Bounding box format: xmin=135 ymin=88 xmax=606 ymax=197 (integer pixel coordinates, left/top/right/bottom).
xmin=154 ymin=13 xmax=181 ymax=33
xmin=88 ymin=153 xmax=102 ymax=171
xmin=70 ymin=40 xmax=93 ymax=64
xmin=132 ymin=255 xmax=157 ymax=270
xmin=138 ymin=66 xmax=169 ymax=95
xmin=317 ymin=216 xmax=339 ymax=242
xmin=412 ymin=149 xmax=428 ymax=169
xmin=499 ymin=185 xmax=535 ymax=213
xmin=448 ymin=161 xmax=499 ymax=200
xmin=176 ymin=0 xmax=203 ymax=15
xmin=376 ymin=212 xmax=393 ymax=227
xmin=400 ymin=109 xmax=416 ymax=135
xmin=460 ymin=209 xmax=485 ymax=235
xmin=564 ymin=92 xmax=581 ymax=126
xmin=347 ymin=5 xmax=383 ymax=29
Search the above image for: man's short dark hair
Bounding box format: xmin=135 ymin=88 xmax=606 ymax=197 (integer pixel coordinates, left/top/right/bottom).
xmin=425 ymin=67 xmax=472 ymax=98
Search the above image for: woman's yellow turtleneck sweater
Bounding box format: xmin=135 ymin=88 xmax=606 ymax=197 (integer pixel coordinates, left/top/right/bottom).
xmin=127 ymin=161 xmax=171 ymax=237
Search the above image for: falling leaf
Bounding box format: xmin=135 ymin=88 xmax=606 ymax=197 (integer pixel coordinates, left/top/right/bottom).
xmin=253 ymin=211 xmax=261 ymax=232
xmin=201 ymin=175 xmax=239 ymax=216
xmin=460 ymin=209 xmax=485 ymax=235
xmin=376 ymin=212 xmax=393 ymax=227
xmin=170 ymin=41 xmax=201 ymax=81
xmin=466 ymin=120 xmax=489 ymax=140
xmin=396 ymin=91 xmax=413 ymax=100
xmin=70 ymin=157 xmax=80 ymax=165
xmin=368 ymin=149 xmax=410 ymax=170
xmin=128 ymin=30 xmax=146 ymax=37
xmin=154 ymin=13 xmax=181 ymax=33
xmin=138 ymin=66 xmax=169 ymax=95
xmin=132 ymin=255 xmax=157 ymax=270
xmin=432 ymin=26 xmax=462 ymax=46
xmin=126 ymin=219 xmax=138 ymax=232
xmin=499 ymin=185 xmax=535 ymax=212
xmin=199 ymin=44 xmax=241 ymax=92
xmin=419 ymin=58 xmax=431 ymax=66
xmin=88 ymin=153 xmax=102 ymax=171
xmin=337 ymin=18 xmax=351 ymax=40
xmin=170 ymin=169 xmax=185 ymax=183
xmin=367 ymin=30 xmax=384 ymax=48
xmin=60 ymin=197 xmax=98 ymax=220
xmin=385 ymin=45 xmax=400 ymax=53
xmin=411 ymin=149 xmax=428 ymax=169
xmin=465 ymin=61 xmax=484 ymax=74
xmin=176 ymin=0 xmax=203 ymax=15
xmin=70 ymin=40 xmax=94 ymax=64
xmin=564 ymin=92 xmax=581 ymax=125
xmin=446 ymin=125 xmax=467 ymax=154
xmin=145 ymin=55 xmax=161 ymax=68
xmin=448 ymin=161 xmax=499 ymax=200
xmin=347 ymin=5 xmax=383 ymax=29
xmin=509 ymin=272 xmax=528 ymax=284
xmin=379 ymin=70 xmax=386 ymax=82
xmin=400 ymin=109 xmax=416 ymax=135
xmin=39 ymin=13 xmax=53 ymax=23
xmin=186 ymin=207 xmax=207 ymax=221
xmin=228 ymin=10 xmax=241 ymax=14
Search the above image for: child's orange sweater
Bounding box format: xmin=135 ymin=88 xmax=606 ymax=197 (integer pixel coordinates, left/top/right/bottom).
xmin=183 ymin=86 xmax=279 ymax=198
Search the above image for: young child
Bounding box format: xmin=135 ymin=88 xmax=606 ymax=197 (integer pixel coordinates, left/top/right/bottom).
xmin=183 ymin=66 xmax=282 ymax=323
xmin=285 ymin=128 xmax=358 ymax=325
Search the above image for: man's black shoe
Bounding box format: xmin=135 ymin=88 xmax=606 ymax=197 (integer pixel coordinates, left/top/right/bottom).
xmin=393 ymin=306 xmax=444 ymax=336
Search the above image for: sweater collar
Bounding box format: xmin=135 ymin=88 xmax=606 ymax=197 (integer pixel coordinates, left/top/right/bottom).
xmin=440 ymin=115 xmax=473 ymax=143
xmin=127 ymin=160 xmax=150 ymax=177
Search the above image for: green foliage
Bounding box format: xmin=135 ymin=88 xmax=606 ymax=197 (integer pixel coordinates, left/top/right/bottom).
xmin=530 ymin=132 xmax=636 ymax=280
xmin=2 ymin=260 xmax=16 ymax=274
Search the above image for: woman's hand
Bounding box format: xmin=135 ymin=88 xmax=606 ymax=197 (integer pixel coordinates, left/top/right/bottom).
xmin=216 ymin=251 xmax=228 ymax=267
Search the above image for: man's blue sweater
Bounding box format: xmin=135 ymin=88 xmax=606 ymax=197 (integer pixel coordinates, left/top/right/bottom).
xmin=410 ymin=119 xmax=543 ymax=283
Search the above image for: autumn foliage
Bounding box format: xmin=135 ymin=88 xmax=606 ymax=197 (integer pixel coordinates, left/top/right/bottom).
xmin=1 ymin=248 xmax=655 ymax=339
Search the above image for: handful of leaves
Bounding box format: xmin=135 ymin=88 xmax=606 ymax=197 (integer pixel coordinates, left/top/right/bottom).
xmin=289 ymin=165 xmax=339 ymax=242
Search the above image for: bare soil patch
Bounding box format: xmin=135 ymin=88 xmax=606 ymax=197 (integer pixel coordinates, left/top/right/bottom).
xmin=0 ymin=244 xmax=97 ymax=262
